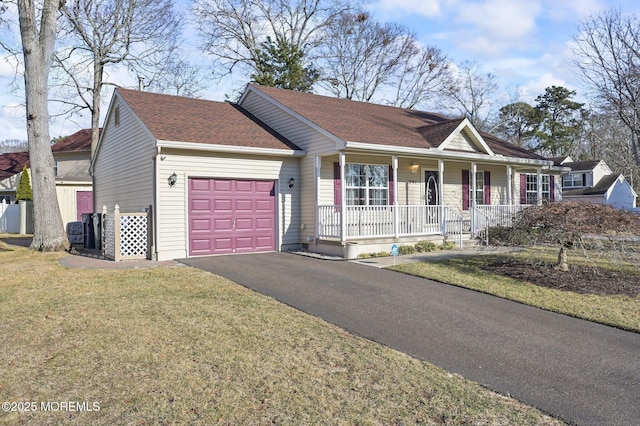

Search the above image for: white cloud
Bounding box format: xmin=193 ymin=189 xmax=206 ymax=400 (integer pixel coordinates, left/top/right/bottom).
xmin=367 ymin=0 xmax=442 ymax=18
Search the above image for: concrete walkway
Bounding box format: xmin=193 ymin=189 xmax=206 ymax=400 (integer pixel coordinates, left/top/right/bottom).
xmin=181 ymin=252 xmax=640 ymax=426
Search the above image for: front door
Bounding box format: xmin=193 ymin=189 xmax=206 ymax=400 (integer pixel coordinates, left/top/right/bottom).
xmin=76 ymin=191 xmax=93 ymax=221
xmin=424 ymin=171 xmax=439 ymax=206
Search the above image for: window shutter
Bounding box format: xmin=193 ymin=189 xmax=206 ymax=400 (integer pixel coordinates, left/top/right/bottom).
xmin=333 ymin=162 xmax=341 ymax=209
xmin=388 ymin=165 xmax=395 ymax=205
xmin=462 ymin=170 xmax=470 ymax=210
xmin=550 ymin=175 xmax=555 ymax=201
xmin=520 ymin=174 xmax=527 ymax=204
xmin=484 ymin=171 xmax=491 ymax=205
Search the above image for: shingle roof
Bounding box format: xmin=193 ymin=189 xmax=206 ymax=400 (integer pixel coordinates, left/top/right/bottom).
xmin=250 ymin=85 xmax=546 ymax=161
xmin=563 ymin=174 xmax=620 ymax=196
xmin=0 ymin=151 xmax=30 ymax=181
xmin=562 ymin=160 xmax=601 ymax=171
xmin=116 ymin=88 xmax=301 ymax=151
xmin=52 ymin=128 xmax=95 ymax=152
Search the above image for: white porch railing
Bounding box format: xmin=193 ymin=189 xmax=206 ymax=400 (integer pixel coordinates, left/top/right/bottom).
xmin=319 ymin=205 xmax=443 ymax=239
xmin=319 ymin=204 xmax=529 ymax=241
xmin=475 ymin=205 xmax=527 ymax=232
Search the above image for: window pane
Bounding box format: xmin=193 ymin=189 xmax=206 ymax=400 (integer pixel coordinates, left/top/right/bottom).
xmin=346 ymin=188 xmax=366 ymax=205
xmin=369 ymin=189 xmax=388 ymax=205
xmin=346 ymin=164 xmax=365 ymax=187
xmin=368 ymin=165 xmax=388 ymax=187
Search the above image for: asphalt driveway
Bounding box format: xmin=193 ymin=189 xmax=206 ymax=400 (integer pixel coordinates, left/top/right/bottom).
xmin=180 ymin=252 xmax=640 ymax=425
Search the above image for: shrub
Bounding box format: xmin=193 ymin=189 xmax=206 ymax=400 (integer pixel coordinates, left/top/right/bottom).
xmin=16 ymin=166 xmax=32 ymax=201
xmin=439 ymin=241 xmax=456 ymax=250
xmin=414 ymin=240 xmax=437 ymax=253
xmin=398 ymin=245 xmax=415 ymax=255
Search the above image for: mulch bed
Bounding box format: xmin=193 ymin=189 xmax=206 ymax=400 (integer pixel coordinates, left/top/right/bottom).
xmin=482 ymin=259 xmax=640 ymax=297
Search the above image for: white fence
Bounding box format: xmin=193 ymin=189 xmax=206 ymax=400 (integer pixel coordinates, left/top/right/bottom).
xmin=0 ymin=200 xmax=30 ymax=234
xmin=102 ymin=205 xmax=151 ymax=261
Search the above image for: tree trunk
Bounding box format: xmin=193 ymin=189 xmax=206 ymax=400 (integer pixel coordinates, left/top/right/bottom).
xmin=18 ymin=0 xmax=70 ymax=252
xmin=556 ymin=246 xmax=569 ymax=272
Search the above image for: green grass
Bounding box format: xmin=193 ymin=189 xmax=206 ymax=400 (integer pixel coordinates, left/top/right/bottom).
xmin=390 ymin=247 xmax=640 ymax=333
xmin=0 ymin=245 xmax=562 ymax=425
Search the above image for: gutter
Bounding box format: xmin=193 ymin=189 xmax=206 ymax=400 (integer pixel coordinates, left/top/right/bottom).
xmin=343 ymin=141 xmax=566 ymax=170
xmin=157 ymin=140 xmax=306 ymax=157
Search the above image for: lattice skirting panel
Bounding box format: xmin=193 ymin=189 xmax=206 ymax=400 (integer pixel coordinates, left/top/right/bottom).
xmin=119 ymin=215 xmax=148 ymax=258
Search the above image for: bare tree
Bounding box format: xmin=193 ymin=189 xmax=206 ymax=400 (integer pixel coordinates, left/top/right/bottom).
xmin=144 ymin=53 xmax=208 ymax=98
xmin=16 ymin=0 xmax=69 ymax=251
xmin=391 ymin=46 xmax=450 ymax=109
xmin=320 ymin=11 xmax=445 ymax=104
xmin=54 ymin=0 xmax=182 ymax=154
xmin=573 ymin=8 xmax=640 ymax=169
xmin=583 ymin=109 xmax=640 ymax=189
xmin=193 ymin=0 xmax=352 ymax=84
xmin=0 ymin=139 xmax=29 ymax=153
xmin=437 ymin=60 xmax=499 ymax=131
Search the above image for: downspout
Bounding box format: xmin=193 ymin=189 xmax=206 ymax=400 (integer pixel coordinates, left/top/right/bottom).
xmin=152 ymin=146 xmax=161 ymax=260
xmin=507 ymin=165 xmax=513 ymax=205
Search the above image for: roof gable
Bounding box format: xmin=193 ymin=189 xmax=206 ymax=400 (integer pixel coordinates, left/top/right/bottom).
xmin=0 ymin=151 xmax=30 ymax=181
xmin=116 ymin=88 xmax=301 ymax=152
xmin=437 ymin=118 xmax=494 ymax=155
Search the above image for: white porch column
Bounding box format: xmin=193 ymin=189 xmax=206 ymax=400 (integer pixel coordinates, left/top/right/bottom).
xmin=315 ymin=155 xmax=321 ymax=239
xmin=537 ymin=167 xmax=543 ymax=206
xmin=339 ymin=152 xmax=347 ymax=243
xmin=392 ymin=156 xmax=399 ymax=238
xmin=439 ymin=159 xmax=445 ymax=234
xmin=507 ymin=165 xmax=513 ymax=205
xmin=471 ymin=162 xmax=477 ymax=235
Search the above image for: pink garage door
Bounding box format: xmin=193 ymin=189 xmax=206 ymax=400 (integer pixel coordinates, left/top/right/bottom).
xmin=188 ymin=178 xmax=276 ymax=256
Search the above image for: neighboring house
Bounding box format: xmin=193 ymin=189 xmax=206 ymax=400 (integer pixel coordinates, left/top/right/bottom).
xmin=0 ymin=129 xmax=94 ymax=228
xmin=92 ymin=85 xmax=565 ymax=261
xmin=554 ymin=156 xmax=637 ymax=210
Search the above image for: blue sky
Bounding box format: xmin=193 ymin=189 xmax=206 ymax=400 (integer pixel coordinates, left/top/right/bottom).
xmin=1 ymin=0 xmax=639 ymax=142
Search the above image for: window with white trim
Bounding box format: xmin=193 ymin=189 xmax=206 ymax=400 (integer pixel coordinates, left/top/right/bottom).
xmin=345 ymin=164 xmax=388 ymax=205
xmin=470 ymin=171 xmax=485 ymax=206
xmin=525 ymin=174 xmax=550 ymax=204
xmin=563 ymin=173 xmax=584 ymax=188
xmin=54 ymin=158 xmax=59 ymax=177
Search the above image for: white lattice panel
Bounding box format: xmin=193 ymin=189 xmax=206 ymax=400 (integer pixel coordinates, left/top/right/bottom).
xmin=119 ymin=215 xmax=147 ymax=258
xmin=104 ymin=214 xmax=116 ymax=258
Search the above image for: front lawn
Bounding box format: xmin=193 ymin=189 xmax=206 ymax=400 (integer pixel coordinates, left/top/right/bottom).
xmin=0 ymin=244 xmax=561 ymax=425
xmin=390 ymin=247 xmax=640 ymax=333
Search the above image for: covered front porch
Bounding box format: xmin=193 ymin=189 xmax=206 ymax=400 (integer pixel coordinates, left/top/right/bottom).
xmin=310 ymin=151 xmax=553 ymax=252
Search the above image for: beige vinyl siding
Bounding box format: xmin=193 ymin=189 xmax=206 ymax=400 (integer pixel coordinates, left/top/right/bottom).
xmin=156 ymin=150 xmax=300 ymax=260
xmin=446 ymin=132 xmax=478 ymax=152
xmin=55 ymin=152 xmax=91 ymax=179
xmin=55 ymin=184 xmax=93 ymax=228
xmin=93 ymin=96 xmax=156 ymax=213
xmin=241 ymin=90 xmax=337 ymax=244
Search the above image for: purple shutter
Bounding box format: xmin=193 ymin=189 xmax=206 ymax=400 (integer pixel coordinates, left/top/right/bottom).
xmin=520 ymin=174 xmax=527 ymax=204
xmin=462 ymin=170 xmax=470 ymax=210
xmin=484 ymin=171 xmax=491 ymax=205
xmin=388 ymin=165 xmax=394 ymax=205
xmin=334 ymin=162 xmax=342 ymax=211
xmin=550 ymin=175 xmax=555 ymax=201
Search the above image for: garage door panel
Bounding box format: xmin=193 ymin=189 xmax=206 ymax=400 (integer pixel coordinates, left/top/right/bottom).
xmin=235 ymin=199 xmax=253 ymax=212
xmin=191 ymin=179 xmax=212 ymax=192
xmin=191 ymin=199 xmax=211 ymax=212
xmin=191 ymin=219 xmax=211 ymax=231
xmin=189 ymin=178 xmax=276 ymax=256
xmin=213 ymin=180 xmax=233 ymax=191
xmin=213 ymin=199 xmax=233 ymax=211
xmin=213 ymin=218 xmax=233 ymax=231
